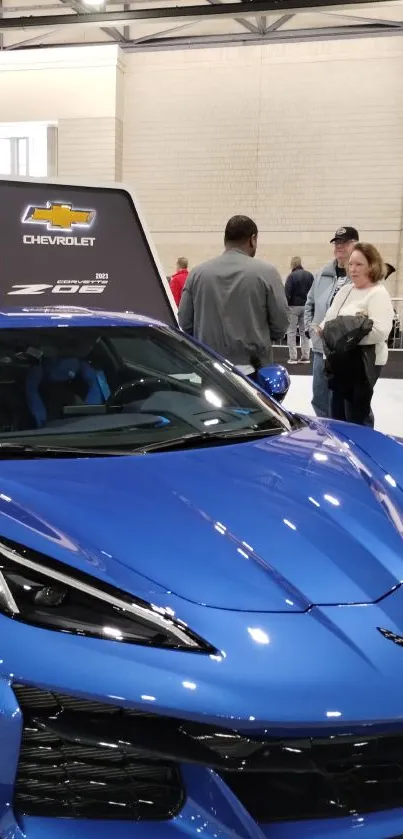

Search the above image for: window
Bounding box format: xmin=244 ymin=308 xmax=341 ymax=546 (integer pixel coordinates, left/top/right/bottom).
xmin=13 ymin=137 xmax=29 ymax=176
xmin=0 ymin=138 xmax=11 ymax=175
xmin=0 ymin=122 xmax=57 ymax=177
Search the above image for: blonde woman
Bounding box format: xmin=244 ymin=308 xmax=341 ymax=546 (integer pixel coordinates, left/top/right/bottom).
xmin=319 ymin=243 xmax=393 ymax=426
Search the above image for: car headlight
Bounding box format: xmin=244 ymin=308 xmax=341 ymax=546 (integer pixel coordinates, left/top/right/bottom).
xmin=0 ymin=538 xmax=213 ymax=652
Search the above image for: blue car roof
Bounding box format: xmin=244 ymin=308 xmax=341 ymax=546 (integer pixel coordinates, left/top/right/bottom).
xmin=0 ymin=307 xmax=169 ymax=330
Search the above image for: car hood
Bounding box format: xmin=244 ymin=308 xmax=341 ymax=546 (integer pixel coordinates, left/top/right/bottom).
xmin=0 ymin=422 xmax=402 ymax=612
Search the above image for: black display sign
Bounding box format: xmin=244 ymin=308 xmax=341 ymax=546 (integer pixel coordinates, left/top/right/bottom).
xmin=0 ymin=179 xmax=176 ymax=326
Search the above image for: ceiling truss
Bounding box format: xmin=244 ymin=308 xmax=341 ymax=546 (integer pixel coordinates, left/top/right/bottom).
xmin=123 ymin=20 xmax=403 ymax=47
xmin=2 ymin=0 xmax=403 ymax=30
xmin=1 ymin=0 xmax=403 ymax=51
xmin=59 ymin=0 xmax=127 ymax=42
xmin=205 ymin=0 xmax=260 ymax=37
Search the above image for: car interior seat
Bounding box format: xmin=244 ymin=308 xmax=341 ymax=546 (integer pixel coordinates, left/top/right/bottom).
xmin=25 ymin=357 xmax=111 ymax=428
xmin=0 ymin=377 xmax=31 ymax=433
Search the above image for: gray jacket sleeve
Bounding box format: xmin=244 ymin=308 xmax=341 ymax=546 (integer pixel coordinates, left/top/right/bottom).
xmin=178 ymin=273 xmax=195 ymax=335
xmin=304 ymin=273 xmax=317 ymax=332
xmin=263 ymin=268 xmax=290 ymax=342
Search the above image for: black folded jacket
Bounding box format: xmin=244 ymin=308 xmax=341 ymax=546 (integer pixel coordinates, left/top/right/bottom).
xmin=323 ymin=314 xmax=373 ymax=357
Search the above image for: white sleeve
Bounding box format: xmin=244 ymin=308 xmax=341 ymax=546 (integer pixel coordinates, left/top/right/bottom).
xmin=320 ymin=286 xmax=350 ymax=329
xmin=360 ymin=287 xmax=394 ymax=346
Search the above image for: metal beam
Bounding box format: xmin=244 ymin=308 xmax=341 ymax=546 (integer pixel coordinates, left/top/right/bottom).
xmin=123 ymin=1 xmax=129 ymax=42
xmin=0 ymin=0 xmax=166 ymax=8
xmin=319 ymin=10 xmax=403 ymax=27
xmin=100 ymin=25 xmax=127 ymax=40
xmin=206 ymin=0 xmax=259 ymax=36
xmin=256 ymin=12 xmax=294 ymax=34
xmin=257 ymin=15 xmax=266 ymax=35
xmin=9 ymin=21 xmax=403 ymax=48
xmin=124 ymin=22 xmax=403 ymax=45
xmin=265 ymin=12 xmax=295 ymax=30
xmin=0 ymin=0 xmax=3 ymax=48
xmin=5 ymin=27 xmax=61 ymax=47
xmin=5 ymin=0 xmax=399 ymax=9
xmin=3 ymin=0 xmax=115 ymax=8
xmin=233 ymin=17 xmax=260 ymax=34
xmin=130 ymin=18 xmax=204 ymax=43
xmin=60 ymin=0 xmax=126 ymax=42
xmin=0 ymin=0 xmax=398 ymax=31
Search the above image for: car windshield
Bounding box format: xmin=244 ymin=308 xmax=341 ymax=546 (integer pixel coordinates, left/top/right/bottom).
xmin=0 ymin=324 xmax=294 ymax=453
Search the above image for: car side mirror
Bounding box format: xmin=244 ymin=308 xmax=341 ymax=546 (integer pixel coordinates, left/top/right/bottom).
xmin=256 ymin=365 xmax=291 ymax=403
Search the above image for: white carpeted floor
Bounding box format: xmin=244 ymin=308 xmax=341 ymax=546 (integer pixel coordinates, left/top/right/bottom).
xmin=283 ymin=376 xmax=403 ymax=437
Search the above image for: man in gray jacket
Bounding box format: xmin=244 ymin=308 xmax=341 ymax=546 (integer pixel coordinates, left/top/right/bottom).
xmin=304 ymin=226 xmax=359 ymax=417
xmin=178 ymin=215 xmax=289 ymax=377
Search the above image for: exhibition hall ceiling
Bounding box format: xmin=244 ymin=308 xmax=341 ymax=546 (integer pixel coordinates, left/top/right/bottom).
xmin=0 ymin=0 xmax=403 ymax=52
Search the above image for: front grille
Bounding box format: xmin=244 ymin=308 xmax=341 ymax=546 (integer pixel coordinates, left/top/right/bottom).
xmin=221 ymin=734 xmax=403 ymax=822
xmin=13 ymin=684 xmax=403 ymax=824
xmin=13 ymin=684 xmax=184 ymax=820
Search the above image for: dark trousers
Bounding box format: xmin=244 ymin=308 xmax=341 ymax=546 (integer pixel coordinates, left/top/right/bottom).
xmin=312 ymin=352 xmax=331 ymax=418
xmin=330 ymin=366 xmax=381 ymax=427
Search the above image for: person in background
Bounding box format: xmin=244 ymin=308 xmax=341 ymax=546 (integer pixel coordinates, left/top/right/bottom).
xmin=383 ymin=264 xmax=400 ymax=348
xmin=178 ymin=215 xmax=289 ymax=379
xmin=304 ymin=226 xmax=359 ymax=417
xmin=385 ymin=263 xmax=396 ymax=281
xmin=319 ymin=242 xmax=393 ymax=426
xmin=170 ymin=258 xmax=189 ymax=307
xmin=285 ymin=256 xmax=314 ymax=364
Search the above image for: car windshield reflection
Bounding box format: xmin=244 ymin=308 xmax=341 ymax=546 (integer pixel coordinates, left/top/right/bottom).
xmin=0 ymin=324 xmax=293 ymax=452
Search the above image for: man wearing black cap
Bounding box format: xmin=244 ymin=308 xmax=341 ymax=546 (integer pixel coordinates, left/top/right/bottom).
xmin=304 ymin=226 xmax=359 ymax=417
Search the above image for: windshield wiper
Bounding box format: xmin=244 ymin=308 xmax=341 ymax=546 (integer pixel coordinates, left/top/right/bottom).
xmin=0 ymin=426 xmax=288 ymax=458
xmin=133 ymin=426 xmax=286 ymax=454
xmin=0 ymin=443 xmax=118 ymax=459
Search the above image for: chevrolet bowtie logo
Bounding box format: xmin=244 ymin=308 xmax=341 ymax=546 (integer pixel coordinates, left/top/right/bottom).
xmin=23 ymin=202 xmax=96 ymax=231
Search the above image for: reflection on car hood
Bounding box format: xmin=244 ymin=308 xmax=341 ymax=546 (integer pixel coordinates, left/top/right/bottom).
xmin=0 ymin=422 xmax=402 ymax=612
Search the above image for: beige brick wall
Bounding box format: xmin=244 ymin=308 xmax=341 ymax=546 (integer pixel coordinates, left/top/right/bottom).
xmin=58 ymin=117 xmax=122 ymax=181
xmin=0 ymin=46 xmax=123 ymax=182
xmin=1 ymin=41 xmax=403 ymax=296
xmin=115 ymin=119 xmax=124 ymax=182
xmin=0 ymin=46 xmax=120 ymax=120
xmin=122 ymin=37 xmax=403 ymax=296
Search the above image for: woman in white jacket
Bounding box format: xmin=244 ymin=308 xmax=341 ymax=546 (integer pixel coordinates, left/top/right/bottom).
xmin=319 ymin=242 xmax=394 ymax=426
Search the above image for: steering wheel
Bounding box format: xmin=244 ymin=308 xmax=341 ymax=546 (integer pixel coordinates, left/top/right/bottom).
xmin=107 ymin=375 xmax=173 ymax=406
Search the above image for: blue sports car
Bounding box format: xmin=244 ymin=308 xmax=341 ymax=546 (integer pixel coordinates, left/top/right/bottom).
xmin=1 ymin=306 xmax=403 ymax=839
